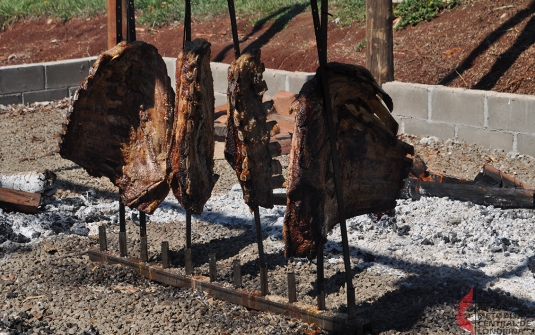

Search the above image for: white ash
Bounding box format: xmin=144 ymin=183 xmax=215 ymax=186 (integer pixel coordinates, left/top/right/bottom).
xmin=1 ymin=184 xmax=535 ymax=308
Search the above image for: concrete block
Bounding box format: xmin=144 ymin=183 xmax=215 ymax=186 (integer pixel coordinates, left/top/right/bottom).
xmin=68 ymin=86 xmax=79 ymax=97
xmin=263 ymin=69 xmax=288 ymax=99
xmin=487 ymin=92 xmax=535 ymax=133
xmin=163 ymin=57 xmax=177 ymax=93
xmin=45 ymin=59 xmax=91 ymax=89
xmin=210 ymin=62 xmax=230 ymax=95
xmin=286 ymin=71 xmax=314 ymax=94
xmin=457 ymin=126 xmax=513 ymax=152
xmin=403 ymin=118 xmax=456 ymax=140
xmin=23 ymin=88 xmax=69 ymax=104
xmin=0 ymin=65 xmax=45 ymax=94
xmin=431 ymin=86 xmax=485 ymax=127
xmin=382 ymin=81 xmax=430 ymax=119
xmin=214 ymin=92 xmax=227 ymax=107
xmin=517 ymin=133 xmax=535 ymax=158
xmin=0 ymin=94 xmax=22 ymax=105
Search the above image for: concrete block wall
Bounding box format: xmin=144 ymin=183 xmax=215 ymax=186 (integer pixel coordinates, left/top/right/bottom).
xmin=2 ymin=57 xmax=534 ymax=157
xmin=0 ymin=57 xmax=96 ymax=105
xmin=383 ymin=81 xmax=535 ymax=157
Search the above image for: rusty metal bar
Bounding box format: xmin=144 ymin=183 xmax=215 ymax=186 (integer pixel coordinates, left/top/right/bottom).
xmin=88 ymin=249 xmax=365 ymax=334
xmin=233 ymin=259 xmax=241 ymax=288
xmin=227 ymin=0 xmax=241 ymax=58
xmin=209 ymin=253 xmax=217 ymax=282
xmin=185 ymin=248 xmax=193 ymax=275
xmin=253 ymin=206 xmax=268 ymax=296
xmin=139 ymin=211 xmax=148 ymax=262
xmin=183 ymin=0 xmax=191 ymax=48
xmin=119 ymin=197 xmax=127 ymax=257
xmin=161 ymin=241 xmax=169 ymax=269
xmin=126 ymin=0 xmax=136 ymax=42
xmin=186 ymin=211 xmax=192 ymax=249
xmin=99 ymin=225 xmax=107 ymax=251
xmin=317 ymin=242 xmax=326 ymax=310
xmin=288 ymin=272 xmax=297 ymax=303
xmin=115 ymin=0 xmax=123 ymax=44
xmin=309 ymin=0 xmax=355 ymax=316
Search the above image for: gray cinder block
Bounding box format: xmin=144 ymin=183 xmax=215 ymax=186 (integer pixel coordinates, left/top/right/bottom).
xmin=457 ymin=125 xmax=513 ymax=151
xmin=23 ymin=88 xmax=69 ymax=104
xmin=403 ymin=118 xmax=456 ymax=140
xmin=431 ymin=86 xmax=486 ymax=127
xmin=0 ymin=65 xmax=45 ymax=95
xmin=45 ymin=59 xmax=91 ymax=89
xmin=383 ymin=81 xmax=430 ymax=119
xmin=487 ymin=92 xmax=535 ymax=134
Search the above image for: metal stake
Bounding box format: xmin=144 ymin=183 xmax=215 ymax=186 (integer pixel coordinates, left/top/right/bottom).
xmin=183 ymin=0 xmax=191 ymax=47
xmin=209 ymin=253 xmax=217 ymax=282
xmin=288 ymin=271 xmax=297 ymax=303
xmin=126 ymin=0 xmax=136 ymax=42
xmin=99 ymin=225 xmax=107 ymax=252
xmin=140 ymin=211 xmax=148 ymax=262
xmin=317 ymin=242 xmax=326 ymax=310
xmin=227 ymin=0 xmax=241 ymax=58
xmin=119 ymin=197 xmax=127 ymax=257
xmin=185 ymin=211 xmax=193 ymax=275
xmin=233 ymin=259 xmax=241 ymax=288
xmin=253 ymin=206 xmax=268 ymax=296
xmin=115 ymin=0 xmax=123 ymax=44
xmin=310 ymin=0 xmax=355 ymax=316
xmin=161 ymin=241 xmax=169 ymax=269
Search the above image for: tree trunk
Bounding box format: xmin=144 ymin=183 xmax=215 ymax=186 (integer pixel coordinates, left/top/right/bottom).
xmin=366 ymin=0 xmax=394 ymax=85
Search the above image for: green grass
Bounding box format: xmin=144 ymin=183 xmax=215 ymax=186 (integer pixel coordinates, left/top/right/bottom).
xmin=0 ymin=0 xmax=368 ymax=30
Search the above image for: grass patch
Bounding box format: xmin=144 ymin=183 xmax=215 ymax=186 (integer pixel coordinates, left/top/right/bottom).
xmin=394 ymin=0 xmax=461 ymax=30
xmin=0 ymin=0 xmax=368 ymax=30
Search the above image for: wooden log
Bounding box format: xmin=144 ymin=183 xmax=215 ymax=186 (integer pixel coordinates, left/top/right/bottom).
xmin=0 ymin=187 xmax=41 ymax=214
xmin=473 ymin=163 xmax=532 ymax=189
xmin=366 ymin=0 xmax=394 ymax=85
xmin=271 ymin=159 xmax=283 ymax=175
xmin=0 ymin=170 xmax=56 ymax=194
xmin=402 ymin=178 xmax=535 ymax=209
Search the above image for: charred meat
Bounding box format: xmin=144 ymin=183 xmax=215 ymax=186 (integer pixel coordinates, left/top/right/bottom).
xmin=283 ymin=63 xmax=414 ymax=259
xmin=224 ymin=50 xmax=273 ymax=209
xmin=59 ymin=41 xmax=175 ymax=213
xmin=170 ymin=38 xmax=218 ymax=215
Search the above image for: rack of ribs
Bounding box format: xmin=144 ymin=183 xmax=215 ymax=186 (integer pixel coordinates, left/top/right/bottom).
xmin=59 ymin=41 xmax=175 ymax=213
xmin=170 ymin=38 xmax=218 ymax=215
xmin=224 ymin=49 xmax=273 ymax=209
xmin=283 ymin=63 xmax=414 ymax=259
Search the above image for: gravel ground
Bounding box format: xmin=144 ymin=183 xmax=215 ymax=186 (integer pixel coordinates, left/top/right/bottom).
xmin=1 ymin=99 xmax=535 ymax=334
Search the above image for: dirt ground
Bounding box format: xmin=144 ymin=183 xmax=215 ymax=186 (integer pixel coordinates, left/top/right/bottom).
xmin=1 ymin=0 xmax=535 ymax=95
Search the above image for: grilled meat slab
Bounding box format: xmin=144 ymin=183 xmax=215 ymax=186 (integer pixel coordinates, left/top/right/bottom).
xmin=59 ymin=41 xmax=175 ymax=213
xmin=224 ymin=50 xmax=273 ymax=209
xmin=170 ymin=38 xmax=217 ymax=215
xmin=283 ymin=63 xmax=414 ymax=259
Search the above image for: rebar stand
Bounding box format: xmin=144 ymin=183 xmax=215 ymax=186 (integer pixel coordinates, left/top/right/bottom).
xmin=310 ymin=0 xmax=355 ymax=316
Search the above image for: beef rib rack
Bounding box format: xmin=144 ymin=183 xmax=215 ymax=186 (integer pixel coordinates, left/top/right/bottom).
xmin=224 ymin=49 xmax=273 ymax=209
xmin=59 ymin=41 xmax=175 ymax=214
xmin=170 ymin=38 xmax=218 ymax=215
xmin=283 ymin=63 xmax=414 ymax=259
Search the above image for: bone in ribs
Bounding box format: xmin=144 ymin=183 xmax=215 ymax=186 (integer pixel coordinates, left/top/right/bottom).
xmin=170 ymin=38 xmax=218 ymax=215
xmin=224 ymin=50 xmax=273 ymax=209
xmin=283 ymin=63 xmax=414 ymax=259
xmin=59 ymin=41 xmax=175 ymax=213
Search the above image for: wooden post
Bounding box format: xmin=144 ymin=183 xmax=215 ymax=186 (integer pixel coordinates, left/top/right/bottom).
xmin=366 ymin=0 xmax=394 ymax=85
xmin=107 ymin=0 xmax=127 ymax=49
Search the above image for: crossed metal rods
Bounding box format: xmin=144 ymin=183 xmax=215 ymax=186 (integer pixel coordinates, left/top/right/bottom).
xmin=109 ymin=0 xmax=355 ymax=315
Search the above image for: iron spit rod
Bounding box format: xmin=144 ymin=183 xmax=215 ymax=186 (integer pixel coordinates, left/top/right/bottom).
xmin=119 ymin=196 xmax=127 ymax=257
xmin=186 ymin=211 xmax=192 ymax=249
xmin=185 ymin=211 xmax=193 ymax=275
xmin=139 ymin=211 xmax=148 ymax=262
xmin=253 ymin=206 xmax=268 ymax=296
xmin=227 ymin=0 xmax=241 ymax=58
xmin=115 ymin=0 xmax=123 ymax=44
xmin=183 ymin=0 xmax=191 ymax=48
xmin=317 ymin=242 xmax=326 ymax=310
xmin=126 ymin=0 xmax=136 ymax=42
xmin=310 ymin=0 xmax=355 ymax=316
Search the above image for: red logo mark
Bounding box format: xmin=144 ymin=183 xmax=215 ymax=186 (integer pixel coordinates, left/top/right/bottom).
xmin=456 ymin=286 xmax=475 ymax=334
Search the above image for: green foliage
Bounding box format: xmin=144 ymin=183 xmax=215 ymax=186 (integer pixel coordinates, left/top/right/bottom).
xmin=0 ymin=0 xmax=369 ymax=30
xmin=394 ymin=0 xmax=461 ymax=30
xmin=354 ymin=39 xmax=366 ymax=52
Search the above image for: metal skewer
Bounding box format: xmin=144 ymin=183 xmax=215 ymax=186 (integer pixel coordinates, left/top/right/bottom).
xmin=182 ymin=0 xmax=194 ymax=276
xmin=119 ymin=195 xmax=127 ymax=257
xmin=227 ymin=0 xmax=267 ymax=296
xmin=310 ymin=0 xmax=355 ymax=316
